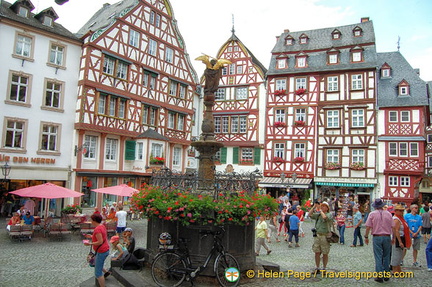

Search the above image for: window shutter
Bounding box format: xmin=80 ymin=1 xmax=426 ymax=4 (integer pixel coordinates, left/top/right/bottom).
xmin=254 ymin=147 xmax=261 ymax=164
xmin=232 ymin=147 xmax=239 ymax=164
xmin=220 ymin=147 xmax=227 ymax=164
xmin=125 ymin=140 xmax=136 ymax=160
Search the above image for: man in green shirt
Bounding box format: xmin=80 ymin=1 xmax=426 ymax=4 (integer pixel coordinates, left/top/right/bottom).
xmin=308 ymin=201 xmax=333 ymax=272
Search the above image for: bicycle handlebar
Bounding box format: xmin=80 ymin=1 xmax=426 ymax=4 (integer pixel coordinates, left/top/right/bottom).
xmin=199 ymin=227 xmax=225 ymax=237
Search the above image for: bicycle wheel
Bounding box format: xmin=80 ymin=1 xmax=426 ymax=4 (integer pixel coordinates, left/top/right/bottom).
xmin=151 ymin=252 xmax=187 ymax=287
xmin=214 ymin=253 xmax=240 ymax=287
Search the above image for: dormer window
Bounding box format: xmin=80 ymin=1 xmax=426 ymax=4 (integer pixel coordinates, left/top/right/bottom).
xmin=296 ymin=53 xmax=307 ymax=68
xmin=35 ymin=7 xmax=59 ymax=27
xmin=43 ymin=16 xmax=53 ymax=27
xmin=299 ymin=34 xmax=309 ymax=44
xmin=381 ymin=63 xmax=391 ymax=78
xmin=353 ymin=26 xmax=363 ymax=37
xmin=331 ymin=29 xmax=341 ymax=40
xmin=18 ymin=6 xmax=28 ymax=17
xmin=351 ymin=46 xmax=363 ymax=62
xmin=285 ymin=36 xmax=294 ymax=46
xmin=398 ymin=80 xmax=410 ymax=96
xmin=277 ymin=58 xmax=287 ymax=69
xmin=327 ymin=48 xmax=340 ymax=65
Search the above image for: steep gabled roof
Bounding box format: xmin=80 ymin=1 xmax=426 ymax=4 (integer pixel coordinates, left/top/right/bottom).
xmin=377 ymin=51 xmax=428 ymax=108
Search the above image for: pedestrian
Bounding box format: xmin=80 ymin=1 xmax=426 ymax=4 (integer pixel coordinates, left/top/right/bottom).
xmin=284 ymin=208 xmax=293 ymax=241
xmin=308 ymin=201 xmax=333 ymax=273
xmin=123 ymin=227 xmax=136 ymax=253
xmin=403 ymin=204 xmax=423 ymax=267
xmin=336 ymin=210 xmax=346 ymax=245
xmin=296 ymin=205 xmax=305 ymax=237
xmin=255 ymin=216 xmax=271 ymax=256
xmin=115 ymin=206 xmax=128 ymax=235
xmin=391 ymin=204 xmax=412 ymax=274
xmin=363 ymin=199 xmax=370 ymax=223
xmin=267 ymin=215 xmax=280 ymax=243
xmin=364 ymin=198 xmax=393 ymax=283
xmin=350 ymin=205 xmax=364 ymax=247
xmin=84 ymin=214 xmax=110 ymax=287
xmin=288 ymin=209 xmax=300 ymax=248
xmin=278 ymin=206 xmax=288 ymax=238
xmin=426 ymin=232 xmax=432 ymax=271
xmin=421 ymin=206 xmax=431 ymax=244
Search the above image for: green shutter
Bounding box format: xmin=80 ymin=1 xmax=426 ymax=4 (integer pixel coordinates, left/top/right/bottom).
xmin=232 ymin=147 xmax=239 ymax=164
xmin=220 ymin=147 xmax=227 ymax=164
xmin=125 ymin=141 xmax=136 ymax=160
xmin=254 ymin=147 xmax=261 ymax=164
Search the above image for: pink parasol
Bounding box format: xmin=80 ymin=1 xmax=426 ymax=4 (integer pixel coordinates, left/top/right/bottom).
xmin=10 ymin=182 xmax=83 ymax=199
xmin=92 ymin=184 xmax=138 ymax=197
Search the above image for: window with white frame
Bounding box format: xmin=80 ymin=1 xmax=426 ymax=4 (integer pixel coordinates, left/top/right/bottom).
xmin=177 ymin=114 xmax=185 ymax=130
xmin=44 ymin=80 xmax=62 ymax=108
xmin=277 ymin=59 xmax=286 ymax=69
xmin=295 ymin=108 xmax=306 ymax=121
xmin=351 ymin=109 xmax=365 ymax=127
xmin=15 ymin=34 xmax=32 ymax=58
xmin=327 ymin=149 xmax=339 ymax=163
xmin=329 ymin=54 xmax=338 ymax=64
xmin=98 ymin=94 xmax=106 ymax=115
xmin=401 ymin=111 xmax=410 ymax=122
xmin=399 ymin=143 xmax=408 ymax=156
xmin=9 ymin=73 xmax=30 ymax=103
xmin=352 ymin=149 xmax=364 ymax=163
xmin=229 ymin=63 xmax=235 ymax=75
xmin=400 ymin=176 xmax=410 ymax=187
xmin=49 ymin=43 xmax=64 ymax=66
xmin=389 ymin=142 xmax=397 ymax=156
xmin=428 ymin=156 xmax=432 ymax=167
xmin=327 ymin=76 xmax=338 ymax=91
xmin=173 ymin=147 xmax=181 ymax=166
xmin=149 ymin=39 xmax=157 ymax=56
xmin=382 ymin=68 xmax=390 ymax=78
xmin=155 ymin=14 xmax=161 ymax=27
xmin=142 ymin=105 xmax=158 ymax=126
xmin=239 ymin=116 xmax=247 ymax=133
xmin=294 ymin=143 xmax=305 ymax=158
xmin=105 ymin=138 xmax=118 ymax=160
xmin=98 ymin=94 xmax=126 ymax=118
xmin=389 ymin=176 xmax=398 ymax=186
xmin=236 ymin=65 xmax=243 ymax=74
xmin=222 ymin=67 xmax=227 ymax=75
xmin=116 ymin=62 xmax=128 ymax=79
xmin=351 ymin=74 xmax=363 ymax=90
xmin=5 ymin=119 xmax=25 ymax=148
xmin=352 ymin=51 xmax=362 ymax=62
xmin=103 ymin=56 xmax=129 ymax=80
xmin=222 ymin=117 xmax=229 ymax=133
xmin=129 ymin=29 xmax=140 ymax=48
xmin=84 ymin=135 xmax=97 ymax=159
xmin=150 ymin=11 xmax=155 ymax=24
xmin=165 ymin=47 xmax=173 ymax=63
xmin=295 ymin=78 xmax=307 ymax=89
xmin=108 ymin=97 xmax=115 ymax=116
xmin=179 ymin=85 xmax=186 ymax=99
xmin=297 ymin=57 xmax=306 ymax=67
xmin=168 ymin=112 xmax=175 ymax=129
xmin=136 ymin=142 xmax=143 ymax=160
xmin=18 ymin=6 xmax=28 ymax=17
xmin=389 ymin=111 xmax=398 ymax=122
xmin=235 ymin=87 xmax=248 ymax=100
xmin=40 ymin=124 xmax=59 ymax=151
xmin=285 ymin=38 xmax=293 ymax=45
xmin=327 ymin=110 xmax=339 ymax=128
xmin=42 ymin=16 xmax=52 ymax=26
xmin=410 ymin=143 xmax=418 ymax=156
xmin=241 ymin=147 xmax=253 ymax=163
xmin=214 ymin=117 xmax=221 ymax=133
xmin=169 ymin=81 xmax=177 ymax=96
xmin=143 ymin=71 xmax=158 ymax=90
xmin=275 ymin=79 xmax=287 ymax=91
xmin=103 ymin=57 xmax=115 ymax=75
xmin=151 ymin=143 xmax=163 ymax=158
xmin=274 ymin=143 xmax=285 ymax=158
xmin=215 ymin=88 xmax=225 ymax=100
xmin=231 ymin=117 xmax=239 ymax=133
xmin=428 ymin=134 xmax=432 ymax=143
xmin=399 ymin=86 xmax=409 ymax=95
xmin=275 ymin=109 xmax=286 ymax=122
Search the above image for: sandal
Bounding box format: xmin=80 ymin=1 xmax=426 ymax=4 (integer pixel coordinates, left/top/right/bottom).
xmin=104 ymin=271 xmax=112 ymax=278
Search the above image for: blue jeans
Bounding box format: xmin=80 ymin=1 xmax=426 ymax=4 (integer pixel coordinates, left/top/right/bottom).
xmin=289 ymin=229 xmax=299 ymax=243
xmin=337 ymin=225 xmax=345 ymax=244
xmin=95 ymin=250 xmax=109 ymax=278
xmin=426 ymin=238 xmax=432 ymax=269
xmin=372 ymin=236 xmax=391 ymax=274
xmin=353 ymin=227 xmax=363 ymax=246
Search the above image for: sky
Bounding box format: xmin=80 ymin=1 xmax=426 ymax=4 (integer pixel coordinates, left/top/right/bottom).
xmin=30 ymin=0 xmax=432 ymax=81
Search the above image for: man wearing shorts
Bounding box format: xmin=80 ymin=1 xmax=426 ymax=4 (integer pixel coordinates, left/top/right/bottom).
xmin=308 ymin=201 xmax=333 ymax=273
xmin=115 ymin=206 xmax=128 ymax=234
xmin=404 ymin=204 xmax=423 ymax=267
xmin=421 ymin=206 xmax=431 ymax=244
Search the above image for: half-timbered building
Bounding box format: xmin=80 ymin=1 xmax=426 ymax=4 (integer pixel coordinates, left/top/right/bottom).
xmin=266 ymin=18 xmax=378 ymax=201
xmin=421 ymin=81 xmax=432 ymax=202
xmin=210 ymin=30 xmax=267 ymax=174
xmin=0 ymin=0 xmax=82 ymax=213
xmin=73 ymin=0 xmax=198 ymax=206
xmin=377 ymin=52 xmax=429 ymax=204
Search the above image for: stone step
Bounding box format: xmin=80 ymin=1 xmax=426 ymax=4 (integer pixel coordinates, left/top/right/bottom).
xmin=79 ymin=275 xmax=124 ymax=287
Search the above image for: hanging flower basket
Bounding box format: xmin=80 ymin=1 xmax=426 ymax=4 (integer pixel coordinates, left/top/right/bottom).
xmin=274 ymin=89 xmax=286 ymax=96
xmin=274 ymin=121 xmax=287 ymax=128
xmin=150 ymin=156 xmax=165 ymax=165
xmin=240 ymin=159 xmax=254 ymax=165
xmin=325 ymin=162 xmax=341 ymax=170
xmin=294 ymin=157 xmax=304 ymax=163
xmin=350 ymin=162 xmax=365 ymax=170
xmin=295 ymin=88 xmax=307 ymax=95
xmin=273 ymin=157 xmax=286 ymax=163
xmin=294 ymin=120 xmax=305 ymax=126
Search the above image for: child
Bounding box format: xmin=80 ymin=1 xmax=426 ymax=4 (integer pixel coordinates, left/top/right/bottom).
xmin=104 ymin=235 xmax=129 ymax=278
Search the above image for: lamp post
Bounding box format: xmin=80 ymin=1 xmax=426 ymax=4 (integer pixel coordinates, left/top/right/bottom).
xmin=1 ymin=162 xmax=11 ymax=182
xmin=280 ymin=172 xmax=297 ymax=192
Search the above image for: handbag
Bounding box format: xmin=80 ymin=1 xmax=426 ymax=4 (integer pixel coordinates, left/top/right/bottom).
xmin=326 ymin=217 xmax=340 ymax=243
xmin=278 ymin=217 xmax=283 ymax=223
xmin=86 ymin=240 xmax=104 ymax=267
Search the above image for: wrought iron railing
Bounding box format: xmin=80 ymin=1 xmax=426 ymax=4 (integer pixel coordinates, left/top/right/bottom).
xmin=150 ymin=168 xmax=262 ymax=198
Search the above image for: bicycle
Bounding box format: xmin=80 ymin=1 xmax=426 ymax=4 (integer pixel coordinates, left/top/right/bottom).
xmin=151 ymin=227 xmax=240 ymax=287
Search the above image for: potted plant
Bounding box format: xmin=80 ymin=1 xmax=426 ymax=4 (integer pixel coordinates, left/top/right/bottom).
xmin=240 ymin=159 xmax=254 ymax=165
xmin=274 ymin=121 xmax=287 ymax=128
xmin=294 ymin=120 xmax=305 ymax=126
xmin=350 ymin=162 xmax=365 ymax=170
xmin=274 ymin=89 xmax=286 ymax=96
xmin=150 ymin=155 xmax=165 ymax=165
xmin=325 ymin=162 xmax=341 ymax=170
xmin=273 ymin=157 xmax=286 ymax=163
xmin=294 ymin=156 xmax=304 ymax=163
xmin=295 ymin=88 xmax=307 ymax=95
xmin=61 ymin=204 xmax=82 ymax=214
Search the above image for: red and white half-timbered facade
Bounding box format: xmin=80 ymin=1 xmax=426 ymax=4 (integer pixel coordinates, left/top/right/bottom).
xmin=377 ymin=52 xmax=429 ymax=204
xmin=210 ymin=31 xmax=267 ymax=173
xmin=73 ymin=0 xmax=198 ymax=206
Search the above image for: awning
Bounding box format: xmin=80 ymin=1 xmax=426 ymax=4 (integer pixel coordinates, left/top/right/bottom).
xmin=259 ymin=177 xmax=312 ymax=188
xmin=315 ymin=182 xmax=375 ymax=187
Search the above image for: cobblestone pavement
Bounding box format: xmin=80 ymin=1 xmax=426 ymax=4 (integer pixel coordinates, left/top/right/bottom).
xmin=1 ymin=217 xmax=430 ymax=287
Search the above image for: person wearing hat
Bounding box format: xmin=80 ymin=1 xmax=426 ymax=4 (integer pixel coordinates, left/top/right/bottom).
xmin=22 ymin=211 xmax=35 ymax=225
xmin=308 ymin=201 xmax=333 ymax=273
xmin=350 ymin=205 xmax=364 ymax=247
xmin=123 ymin=227 xmax=136 ymax=253
xmin=391 ymin=204 xmax=412 ymax=274
xmin=364 ymin=198 xmax=394 ymax=282
xmin=103 ymin=235 xmax=129 ymax=278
